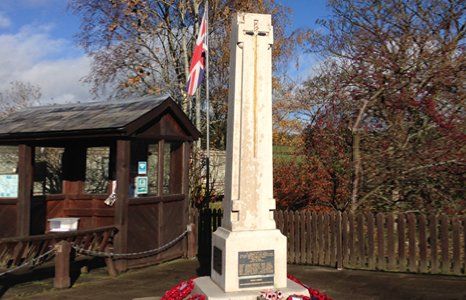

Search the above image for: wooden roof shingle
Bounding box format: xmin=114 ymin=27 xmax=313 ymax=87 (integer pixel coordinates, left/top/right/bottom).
xmin=0 ymin=95 xmax=199 ymax=141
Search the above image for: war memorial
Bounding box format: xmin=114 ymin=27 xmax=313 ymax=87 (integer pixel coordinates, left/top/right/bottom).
xmin=189 ymin=12 xmax=309 ymax=299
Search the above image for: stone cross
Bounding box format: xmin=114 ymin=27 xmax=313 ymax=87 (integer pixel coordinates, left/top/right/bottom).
xmin=193 ymin=13 xmax=309 ymax=297
xmin=222 ymin=12 xmax=276 ymax=232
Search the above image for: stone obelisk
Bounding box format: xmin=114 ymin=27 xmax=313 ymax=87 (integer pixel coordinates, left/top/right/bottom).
xmin=193 ymin=13 xmax=309 ymax=298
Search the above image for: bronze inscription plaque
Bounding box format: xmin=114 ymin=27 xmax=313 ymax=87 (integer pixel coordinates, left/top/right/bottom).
xmin=238 ymin=250 xmax=274 ymax=288
xmin=213 ymin=247 xmax=222 ymax=275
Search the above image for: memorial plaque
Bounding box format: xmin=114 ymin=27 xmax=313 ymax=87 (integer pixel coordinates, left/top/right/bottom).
xmin=238 ymin=250 xmax=274 ymax=288
xmin=213 ymin=246 xmax=222 ymax=275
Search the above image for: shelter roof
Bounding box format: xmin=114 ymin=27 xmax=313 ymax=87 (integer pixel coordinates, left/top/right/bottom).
xmin=0 ymin=95 xmax=199 ymax=142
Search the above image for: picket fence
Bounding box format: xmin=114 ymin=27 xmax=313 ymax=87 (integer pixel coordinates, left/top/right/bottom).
xmin=196 ymin=209 xmax=466 ymax=276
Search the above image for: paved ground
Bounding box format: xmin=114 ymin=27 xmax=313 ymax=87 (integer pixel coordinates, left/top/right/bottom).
xmin=1 ymin=259 xmax=465 ymax=299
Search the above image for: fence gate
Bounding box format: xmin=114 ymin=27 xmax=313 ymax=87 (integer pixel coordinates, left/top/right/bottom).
xmin=195 ymin=209 xmax=222 ymax=275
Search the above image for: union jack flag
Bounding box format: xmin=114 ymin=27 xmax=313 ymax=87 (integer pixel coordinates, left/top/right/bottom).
xmin=186 ymin=9 xmax=207 ymax=96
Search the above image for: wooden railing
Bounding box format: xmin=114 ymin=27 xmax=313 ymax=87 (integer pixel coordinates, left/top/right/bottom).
xmin=197 ymin=209 xmax=466 ymax=276
xmin=0 ymin=226 xmax=118 ymax=287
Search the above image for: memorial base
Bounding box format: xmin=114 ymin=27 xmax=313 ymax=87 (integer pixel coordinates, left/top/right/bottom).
xmin=192 ymin=277 xmax=310 ymax=300
xmin=211 ymin=227 xmax=287 ymax=292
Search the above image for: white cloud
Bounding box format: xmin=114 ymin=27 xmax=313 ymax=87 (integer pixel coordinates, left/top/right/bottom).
xmin=0 ymin=12 xmax=11 ymax=28
xmin=20 ymin=56 xmax=92 ymax=104
xmin=0 ymin=24 xmax=93 ymax=105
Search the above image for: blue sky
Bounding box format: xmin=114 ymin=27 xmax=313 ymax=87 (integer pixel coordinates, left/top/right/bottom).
xmin=0 ymin=0 xmax=329 ymax=104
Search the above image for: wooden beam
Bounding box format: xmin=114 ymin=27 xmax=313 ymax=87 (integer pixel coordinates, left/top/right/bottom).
xmin=17 ymin=144 xmax=33 ymax=236
xmin=157 ymin=140 xmax=165 ymax=196
xmin=114 ymin=139 xmax=130 ymax=272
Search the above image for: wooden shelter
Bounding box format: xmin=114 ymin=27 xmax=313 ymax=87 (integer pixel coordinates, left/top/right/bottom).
xmin=0 ymin=95 xmax=199 ymax=270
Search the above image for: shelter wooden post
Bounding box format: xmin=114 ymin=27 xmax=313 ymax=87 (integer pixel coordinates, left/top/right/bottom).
xmin=17 ymin=144 xmax=33 ymax=236
xmin=62 ymin=146 xmax=87 ymax=195
xmin=157 ymin=139 xmax=165 ymax=196
xmin=181 ymin=142 xmax=190 ymax=196
xmin=114 ymin=139 xmax=130 ymax=272
xmin=187 ymin=222 xmax=197 ymax=259
xmin=182 ymin=141 xmax=191 ymax=256
xmin=156 ymin=139 xmax=165 ymax=252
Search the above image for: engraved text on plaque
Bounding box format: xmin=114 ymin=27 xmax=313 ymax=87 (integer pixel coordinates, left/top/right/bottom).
xmin=238 ymin=250 xmax=274 ymax=288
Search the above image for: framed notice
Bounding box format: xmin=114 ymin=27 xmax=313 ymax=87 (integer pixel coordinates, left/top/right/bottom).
xmin=135 ymin=176 xmax=148 ymax=195
xmin=0 ymin=174 xmax=19 ymax=198
xmin=138 ymin=161 xmax=147 ymax=175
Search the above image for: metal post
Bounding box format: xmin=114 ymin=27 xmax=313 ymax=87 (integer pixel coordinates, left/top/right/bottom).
xmin=205 ymin=0 xmax=211 ymax=204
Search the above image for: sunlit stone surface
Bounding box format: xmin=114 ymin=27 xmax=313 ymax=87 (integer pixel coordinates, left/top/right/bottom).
xmin=193 ymin=13 xmax=308 ymax=298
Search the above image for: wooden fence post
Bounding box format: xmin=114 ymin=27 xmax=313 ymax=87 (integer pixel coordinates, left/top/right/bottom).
xmin=311 ymin=212 xmax=318 ymax=265
xmin=54 ymin=240 xmax=71 ymax=289
xmin=289 ymin=211 xmax=295 ymax=263
xmin=300 ymin=211 xmax=307 ymax=264
xmin=407 ymin=213 xmax=417 ymax=272
xmin=341 ymin=212 xmax=348 ymax=267
xmin=317 ymin=213 xmax=324 ymax=265
xmin=397 ymin=213 xmax=407 ymax=272
xmin=366 ymin=212 xmax=375 ymax=270
xmin=330 ymin=213 xmax=336 ymax=267
xmin=418 ymin=214 xmax=428 ymax=273
xmin=104 ymin=245 xmax=118 ymax=277
xmin=452 ymin=217 xmax=461 ymax=275
xmin=386 ymin=213 xmax=395 ymax=271
xmin=187 ymin=223 xmax=197 ymax=259
xmin=463 ymin=217 xmax=466 ymax=276
xmin=376 ymin=213 xmax=385 ymax=270
xmin=336 ymin=212 xmax=343 ymax=269
xmin=294 ymin=211 xmax=301 ymax=264
xmin=348 ymin=213 xmax=356 ymax=267
xmin=306 ymin=211 xmax=312 ymax=264
xmin=324 ymin=213 xmax=330 ymax=265
xmin=440 ymin=215 xmax=450 ymax=274
xmin=429 ymin=214 xmax=438 ymax=274
xmin=357 ymin=214 xmax=365 ymax=268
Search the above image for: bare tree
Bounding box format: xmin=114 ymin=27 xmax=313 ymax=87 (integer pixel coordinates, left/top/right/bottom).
xmin=0 ymin=81 xmax=41 ymax=117
xmin=295 ymin=0 xmax=465 ymax=213
xmin=69 ymin=0 xmax=303 ymax=149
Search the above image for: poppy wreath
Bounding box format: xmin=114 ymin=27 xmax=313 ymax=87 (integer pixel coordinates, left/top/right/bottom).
xmin=162 ymin=275 xmax=331 ymax=300
xmin=287 ymin=274 xmax=332 ymax=300
xmin=160 ymin=278 xmax=205 ymax=300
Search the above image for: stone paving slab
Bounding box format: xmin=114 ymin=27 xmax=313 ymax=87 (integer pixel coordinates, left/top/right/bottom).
xmin=1 ymin=259 xmax=465 ymax=300
xmin=1 ymin=259 xmax=199 ymax=300
xmin=287 ymin=264 xmax=466 ymax=300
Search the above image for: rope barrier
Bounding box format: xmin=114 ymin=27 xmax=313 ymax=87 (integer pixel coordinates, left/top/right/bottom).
xmin=0 ymin=225 xmax=192 ymax=277
xmin=0 ymin=248 xmax=55 ymax=277
xmin=72 ymin=229 xmax=189 ymax=258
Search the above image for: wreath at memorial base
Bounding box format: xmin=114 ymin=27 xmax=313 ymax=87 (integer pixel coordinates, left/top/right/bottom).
xmin=160 ymin=275 xmax=332 ymax=300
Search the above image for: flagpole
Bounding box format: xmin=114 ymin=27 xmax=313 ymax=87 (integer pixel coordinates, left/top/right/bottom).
xmin=205 ymin=0 xmax=211 ymax=205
